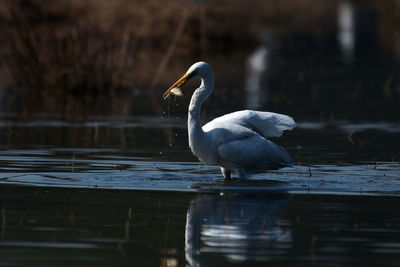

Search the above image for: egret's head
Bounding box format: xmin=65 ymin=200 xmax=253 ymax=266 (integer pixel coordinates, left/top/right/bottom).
xmin=163 ymin=62 xmax=211 ymax=99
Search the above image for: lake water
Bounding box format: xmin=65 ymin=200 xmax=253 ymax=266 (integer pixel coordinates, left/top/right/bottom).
xmin=0 ymin=116 xmax=399 ymax=266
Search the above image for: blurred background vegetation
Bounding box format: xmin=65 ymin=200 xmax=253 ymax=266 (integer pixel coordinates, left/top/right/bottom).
xmin=0 ymin=0 xmax=399 ymax=121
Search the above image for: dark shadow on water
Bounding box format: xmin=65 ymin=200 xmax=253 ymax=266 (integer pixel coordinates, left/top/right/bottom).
xmin=1 ymin=185 xmax=400 ymax=266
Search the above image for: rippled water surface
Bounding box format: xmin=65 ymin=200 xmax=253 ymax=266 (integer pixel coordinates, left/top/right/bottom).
xmin=0 ymin=116 xmax=399 ymax=266
xmin=0 ymin=117 xmax=399 ymax=194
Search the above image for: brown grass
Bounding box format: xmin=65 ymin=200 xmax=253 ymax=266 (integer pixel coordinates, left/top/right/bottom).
xmin=0 ymin=0 xmax=397 ymax=119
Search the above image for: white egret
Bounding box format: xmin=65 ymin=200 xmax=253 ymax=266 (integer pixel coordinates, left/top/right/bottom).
xmin=163 ymin=62 xmax=295 ymax=179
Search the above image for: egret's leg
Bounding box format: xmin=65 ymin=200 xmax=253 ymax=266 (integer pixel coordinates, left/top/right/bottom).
xmin=238 ymin=169 xmax=249 ymax=179
xmin=220 ymin=167 xmax=231 ymax=180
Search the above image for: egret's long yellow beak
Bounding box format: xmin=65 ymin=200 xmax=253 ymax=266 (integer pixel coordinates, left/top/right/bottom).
xmin=163 ymin=72 xmax=193 ymax=99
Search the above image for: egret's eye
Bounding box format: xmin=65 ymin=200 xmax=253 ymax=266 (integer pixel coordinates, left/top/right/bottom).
xmin=187 ymin=70 xmax=197 ymax=80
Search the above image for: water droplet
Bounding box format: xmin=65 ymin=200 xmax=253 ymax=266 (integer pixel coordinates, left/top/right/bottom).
xmin=159 ymin=152 xmax=163 ymax=155
xmin=175 ymin=133 xmax=178 ymax=137
xmin=169 ymin=143 xmax=173 ymax=147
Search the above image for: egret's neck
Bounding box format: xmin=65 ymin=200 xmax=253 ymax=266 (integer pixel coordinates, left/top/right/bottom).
xmin=188 ymin=75 xmax=214 ymax=147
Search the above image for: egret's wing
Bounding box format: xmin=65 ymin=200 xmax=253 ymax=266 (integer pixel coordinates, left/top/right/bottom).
xmin=217 ymin=135 xmax=293 ymax=171
xmin=203 ymin=110 xmax=295 ymax=138
xmin=201 ymin=110 xmax=295 ymax=170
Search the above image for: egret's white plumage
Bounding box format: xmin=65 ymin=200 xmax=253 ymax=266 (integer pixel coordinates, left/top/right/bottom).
xmin=163 ymin=62 xmax=295 ymax=179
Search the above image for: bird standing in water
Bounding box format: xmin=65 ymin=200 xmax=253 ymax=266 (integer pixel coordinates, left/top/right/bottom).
xmin=163 ymin=62 xmax=295 ymax=179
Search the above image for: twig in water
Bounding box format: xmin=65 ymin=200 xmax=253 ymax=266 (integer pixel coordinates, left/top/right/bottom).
xmin=71 ymin=155 xmax=76 ymax=172
xmin=1 ymin=202 xmax=6 ymax=239
xmin=154 ymin=163 xmax=158 ymax=174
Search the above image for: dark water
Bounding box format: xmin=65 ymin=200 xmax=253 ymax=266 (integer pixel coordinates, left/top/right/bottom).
xmin=1 ymin=187 xmax=400 ymax=266
xmin=0 ymin=117 xmax=399 ymax=266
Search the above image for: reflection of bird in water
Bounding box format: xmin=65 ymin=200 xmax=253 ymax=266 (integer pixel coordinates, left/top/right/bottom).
xmin=163 ymin=62 xmax=295 ymax=179
xmin=185 ymin=192 xmax=292 ymax=265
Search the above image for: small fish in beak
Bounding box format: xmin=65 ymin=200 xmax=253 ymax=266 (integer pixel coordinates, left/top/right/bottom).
xmin=170 ymin=87 xmax=184 ymax=97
